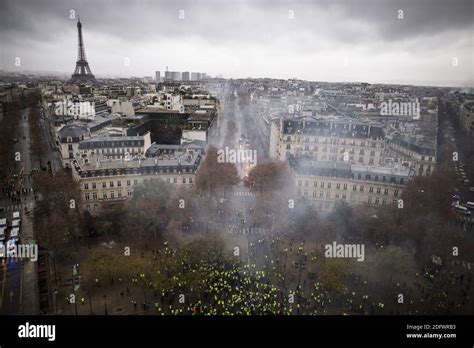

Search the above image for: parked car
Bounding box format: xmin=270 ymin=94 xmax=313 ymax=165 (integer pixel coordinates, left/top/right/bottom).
xmin=12 ymin=212 xmax=20 ymax=227
xmin=0 ymin=227 xmax=6 ymax=241
xmin=455 ymin=205 xmax=471 ymax=215
xmin=10 ymin=227 xmax=20 ymax=241
xmin=6 ymin=239 xmax=16 ymax=257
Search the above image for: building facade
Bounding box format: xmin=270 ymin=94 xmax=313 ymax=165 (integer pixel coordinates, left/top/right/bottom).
xmin=182 ymin=72 xmax=190 ymax=81
xmin=289 ymin=155 xmax=410 ymax=212
xmin=72 ymin=149 xmax=202 ymax=213
xmin=57 ymin=125 xmax=90 ymax=168
xmin=460 ymin=101 xmax=474 ymax=135
xmin=270 ymin=117 xmax=386 ymax=166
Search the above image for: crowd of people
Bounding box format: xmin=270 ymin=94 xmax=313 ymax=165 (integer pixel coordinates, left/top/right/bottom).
xmin=56 ymin=233 xmax=473 ymax=316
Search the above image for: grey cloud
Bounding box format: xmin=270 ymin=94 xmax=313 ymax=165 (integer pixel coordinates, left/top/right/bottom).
xmin=1 ymin=0 xmax=472 ymax=44
xmin=0 ymin=0 xmax=472 ymax=85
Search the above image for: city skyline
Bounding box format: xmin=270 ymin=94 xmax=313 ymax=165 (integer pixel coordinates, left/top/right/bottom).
xmin=0 ymin=0 xmax=473 ymax=87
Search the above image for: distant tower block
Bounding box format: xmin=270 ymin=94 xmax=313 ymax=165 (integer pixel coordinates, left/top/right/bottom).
xmin=70 ymin=17 xmax=97 ymax=85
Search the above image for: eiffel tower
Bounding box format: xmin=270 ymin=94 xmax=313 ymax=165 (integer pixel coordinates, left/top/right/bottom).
xmin=70 ymin=16 xmax=97 ymax=85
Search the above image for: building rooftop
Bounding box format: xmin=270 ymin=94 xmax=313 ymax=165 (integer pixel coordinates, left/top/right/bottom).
xmin=74 ymin=150 xmax=202 ymax=176
xmin=281 ymin=116 xmax=385 ymax=139
xmin=389 ymin=132 xmax=436 ymax=155
xmin=351 ymin=163 xmax=411 ymax=177
xmin=146 ymin=143 xmax=204 ymax=156
xmin=58 ymin=125 xmax=89 ymax=140
xmin=78 ymin=134 xmax=146 ymax=150
xmin=288 ymin=156 xmax=352 ymax=178
xmin=289 ymin=155 xmax=410 ymax=182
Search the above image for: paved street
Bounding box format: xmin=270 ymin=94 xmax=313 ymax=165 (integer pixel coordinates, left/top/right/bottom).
xmin=0 ymin=107 xmax=39 ymax=315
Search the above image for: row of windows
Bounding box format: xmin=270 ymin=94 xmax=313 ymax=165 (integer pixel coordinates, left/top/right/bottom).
xmin=81 ymin=166 xmax=196 ymax=178
xmin=88 ymin=190 xmax=135 ymax=200
xmin=84 ymin=147 xmax=141 ymax=155
xmin=367 ymin=197 xmax=398 ymax=205
xmin=85 ymin=141 xmax=142 ymax=148
xmin=297 ymin=188 xmax=400 ymax=198
xmin=298 ymin=189 xmax=399 ymax=205
xmin=66 ymin=136 xmax=84 ymax=143
xmin=285 ymin=137 xmax=382 ymax=148
xmin=418 ymin=163 xmax=433 ymax=172
xmin=390 ymin=144 xmax=434 ymax=162
xmin=84 ymin=191 xmax=130 ymax=200
xmin=165 ymin=177 xmax=193 ymax=184
xmin=84 ymin=179 xmax=137 ymax=189
xmin=287 ymin=144 xmax=379 ymax=156
xmin=293 ymin=153 xmax=377 ymax=164
xmin=299 ymin=180 xmax=401 ymax=192
xmin=85 ymin=204 xmax=99 ymax=212
xmin=354 ymin=173 xmax=404 ymax=184
xmin=298 ymin=174 xmax=404 ymax=187
xmin=83 ymin=177 xmax=194 ymax=196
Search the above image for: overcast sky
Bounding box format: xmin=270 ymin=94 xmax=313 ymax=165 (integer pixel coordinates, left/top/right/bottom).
xmin=0 ymin=0 xmax=472 ymax=86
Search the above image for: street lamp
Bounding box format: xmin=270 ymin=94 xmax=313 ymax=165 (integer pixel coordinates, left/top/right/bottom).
xmin=53 ymin=290 xmax=58 ymax=315
xmin=294 ymin=253 xmax=307 ymax=315
xmin=103 ymin=295 xmax=108 ymax=315
xmin=72 ymin=265 xmax=78 ymax=315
